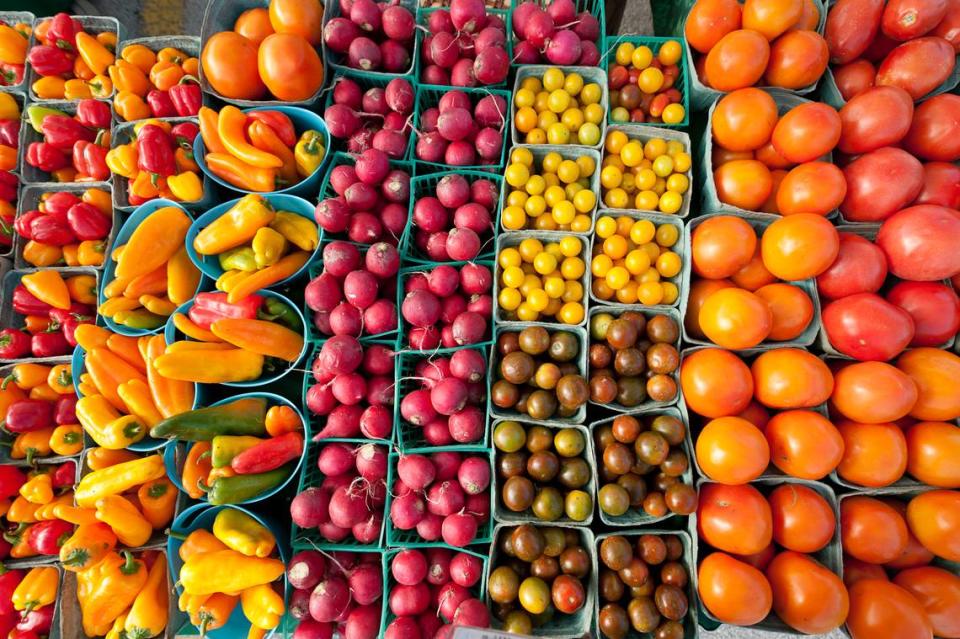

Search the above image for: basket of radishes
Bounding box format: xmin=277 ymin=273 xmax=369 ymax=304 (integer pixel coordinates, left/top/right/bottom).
xmin=409 ymin=86 xmax=511 ymax=172
xmin=385 ymin=448 xmax=493 ymax=547
xmin=417 ymin=2 xmax=513 ymax=89
xmin=381 ymin=546 xmax=491 ymax=638
xmin=402 ymin=171 xmax=501 ymax=263
xmin=323 ymin=0 xmax=419 ymax=78
xmin=397 ymin=262 xmax=495 ymax=353
xmin=303 ymin=337 xmax=397 ymax=443
xmin=315 ymin=150 xmax=413 ymax=246
xmin=290 ymin=439 xmax=388 ymax=550
xmin=303 ymin=241 xmax=401 ymax=341
xmin=286 ymin=548 xmax=385 ymax=639
xmin=511 ymin=0 xmax=605 ymax=67
xmin=323 ymin=75 xmax=415 ymax=158
xmin=394 ymin=346 xmax=491 ymax=450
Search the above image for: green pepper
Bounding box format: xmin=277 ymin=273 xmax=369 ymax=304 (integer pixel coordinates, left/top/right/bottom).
xmin=211 ymin=435 xmax=263 ymax=468
xmin=218 ymin=247 xmax=258 ymax=272
xmin=206 ymin=464 xmax=292 ymax=505
xmin=116 ymin=309 xmax=166 ymax=330
xmin=258 ymin=298 xmax=303 ymax=333
xmin=149 ymin=397 xmax=268 ymax=441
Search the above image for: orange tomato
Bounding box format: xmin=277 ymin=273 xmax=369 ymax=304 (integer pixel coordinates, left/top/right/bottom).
xmin=790 ymin=0 xmax=820 ymax=31
xmin=732 ymin=543 xmax=777 ymax=571
xmin=841 ymin=496 xmax=909 ymax=564
xmin=268 ymin=0 xmax=323 ymax=46
xmin=685 ymin=0 xmax=743 ymax=53
xmin=905 ymin=421 xmax=960 ymax=488
xmin=755 ymin=141 xmax=794 ymax=169
xmin=713 ymin=146 xmax=755 ymax=165
xmin=685 ymin=279 xmax=735 ymax=339
xmin=698 ymin=483 xmax=773 ymax=555
xmin=832 ymin=361 xmax=919 ymax=424
xmin=843 ymin=556 xmax=889 ymax=588
xmin=696 ymin=416 xmax=770 ymax=484
xmin=258 ymin=33 xmax=324 ymax=102
xmin=761 ymin=213 xmax=839 ymax=280
xmin=737 ymin=401 xmax=772 ymax=430
xmin=754 ymin=283 xmax=813 ymax=341
xmin=771 ymin=102 xmax=842 ymax=164
xmin=681 ymin=348 xmax=754 ymax=418
xmin=698 ymin=551 xmax=773 ymax=626
xmin=731 ymin=247 xmax=778 ymax=291
xmin=715 ymin=160 xmax=774 ymax=211
xmin=712 ymin=88 xmax=779 ymax=151
xmin=907 ymin=489 xmax=960 ymax=561
xmin=760 ymin=169 xmax=789 ymax=214
xmin=847 ymin=579 xmax=934 ymax=639
xmin=751 ymin=348 xmax=834 ymax=409
xmin=897 ymin=348 xmax=960 ymax=421
xmin=765 ymin=409 xmax=844 ymax=480
xmin=201 ymin=32 xmax=266 ymax=100
xmin=769 ymin=483 xmax=836 ymax=553
xmin=766 ymin=551 xmax=850 ymax=634
xmin=893 ymin=566 xmax=960 ymax=638
xmin=234 ymin=7 xmax=275 ymax=45
xmin=705 ymin=30 xmax=772 ymax=91
xmin=742 ymin=0 xmax=804 ymax=40
xmin=698 ymin=287 xmax=773 ymax=349
xmin=836 ymin=420 xmax=908 ymax=488
xmin=691 ymin=215 xmax=758 ymax=279
xmin=776 ymin=161 xmax=847 ymax=216
xmin=884 ymin=498 xmax=935 ymax=570
xmin=765 ymin=31 xmax=830 ymax=89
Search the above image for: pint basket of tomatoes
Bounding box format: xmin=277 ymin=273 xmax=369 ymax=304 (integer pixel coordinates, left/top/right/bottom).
xmin=601 ymin=35 xmax=690 ymax=128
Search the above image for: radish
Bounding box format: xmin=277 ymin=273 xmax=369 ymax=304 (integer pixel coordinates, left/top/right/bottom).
xmin=355 ymin=444 xmax=387 ymax=481
xmin=400 ymin=389 xmax=436 ymax=426
xmin=449 ymin=553 xmax=483 ymax=588
xmin=319 ymin=336 xmax=364 ymax=376
xmin=344 ymin=604 xmax=380 ymax=639
xmin=440 ymin=295 xmax=468 ymax=324
xmin=452 ymin=597 xmax=489 ymax=626
xmin=348 ymin=562 xmax=383 ymax=606
xmin=427 ymin=480 xmax=465 ymax=517
xmin=574 ymin=11 xmax=601 ymax=41
xmin=432 ymin=451 xmax=462 ymax=481
xmin=354 ymin=148 xmax=390 ymax=185
xmin=409 ymin=327 xmax=441 ymax=350
xmin=545 ymin=29 xmax=582 ymax=65
xmin=290 ymin=587 xmax=311 ymax=620
xmin=418 ymin=613 xmax=442 ymax=639
xmin=424 ymin=419 xmax=455 ymax=445
xmin=474 ymin=95 xmax=507 ymax=129
xmin=450 ymin=349 xmax=486 ymax=382
xmin=397 ymin=454 xmax=436 ymax=491
xmin=306 ymin=383 xmax=336 ymax=416
xmin=525 ymin=11 xmax=555 ymax=47
xmin=389 ymin=583 xmax=431 ymax=616
xmin=474 ymin=127 xmax=503 ymax=161
xmin=384 ymin=617 xmax=419 ymax=639
xmin=352 ymin=512 xmax=383 ymax=544
xmin=315 ymin=404 xmax=365 ymax=439
xmin=512 ymin=2 xmax=540 ymax=38
xmin=381 ymin=202 xmax=408 ymax=237
xmin=450 ymin=58 xmax=477 ymax=87
xmin=442 ymin=512 xmax=479 ymax=548
xmin=310 ymin=576 xmax=351 ymax=623
xmin=392 ymin=549 xmax=428 ymax=585
xmin=382 ymin=5 xmax=414 ymax=40
xmin=416 ymin=512 xmax=444 ymax=540
xmin=514 ymin=39 xmax=541 ymax=63
xmin=329 ymin=484 xmax=370 ymax=528
xmin=437 ymin=108 xmax=474 ymax=142
xmin=450 ymin=0 xmax=487 ymax=33
xmin=431 ymin=32 xmax=460 ymax=69
xmin=361 ymin=87 xmax=388 ymax=115
xmin=343 ymin=271 xmax=379 ymax=309
xmin=474 ymin=47 xmax=509 ymax=84
xmin=429 ymin=9 xmax=454 ymax=33
xmin=421 ymin=107 xmax=441 ymax=133
xmin=330 ymin=164 xmax=359 ymax=195
xmin=445 ymin=140 xmax=477 ymax=166
xmin=390 ymin=491 xmax=426 ymax=530
xmin=380 ymin=38 xmax=411 ymax=72
xmin=460 ymin=263 xmax=492 ymax=295
xmin=348 ymin=38 xmax=381 ymax=70
xmin=430 ymin=377 xmax=469 ymax=415
xmin=350 ymin=0 xmax=381 ymax=31
xmin=428 ymin=264 xmax=461 ymax=296
xmin=579 ymin=40 xmax=601 ymax=65
xmin=547 ymin=0 xmax=576 ymax=23
xmin=402 ymin=290 xmax=442 ymax=328
xmin=438 ymin=582 xmax=471 ymax=622
xmin=474 ymin=26 xmax=505 ymax=54
xmin=451 ymin=311 xmax=487 ymax=345
xmin=293 ymin=619 xmax=335 ymax=639
xmin=448 ymin=406 xmax=484 ymax=443
xmin=305 ymin=272 xmax=342 ymax=313
xmin=333 ymin=78 xmax=363 ymax=111
xmin=465 ymin=492 xmax=490 ymax=523
xmin=440 ymin=91 xmax=472 ymax=113
xmin=362 ymin=344 xmax=394 ymax=375
xmin=291 ymin=488 xmax=330 ymax=528
xmin=314 ymin=197 xmax=352 ymax=234
xmin=413 ymin=198 xmax=448 ymax=233
xmin=360 ymin=404 xmax=393 ymax=440
xmin=324 ymin=18 xmax=360 ymax=54
xmin=289 ymin=551 xmax=327 ymax=590
xmin=363 ymin=300 xmax=397 ymax=336
xmin=330 ymin=302 xmax=362 ymax=337
xmin=318 ymin=442 xmax=356 ymax=476
xmin=436 ymin=175 xmax=470 ymax=208
xmin=365 ymin=242 xmax=400 ymax=278
xmin=457 ymin=456 xmax=490 ymax=495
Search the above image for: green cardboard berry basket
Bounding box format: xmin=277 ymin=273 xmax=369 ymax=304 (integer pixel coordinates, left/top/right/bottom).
xmin=511 ymin=65 xmax=607 ymax=151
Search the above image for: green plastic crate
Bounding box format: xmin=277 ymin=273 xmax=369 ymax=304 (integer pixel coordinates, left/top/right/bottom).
xmin=321 ymin=0 xmax=418 ymax=80
xmin=508 ymin=0 xmax=607 ymax=68
xmin=383 ymin=447 xmax=494 ymax=547
xmin=415 ymin=7 xmax=513 ymax=89
xmin=321 ymin=73 xmax=416 ymax=156
xmin=600 ymin=35 xmax=691 ymax=129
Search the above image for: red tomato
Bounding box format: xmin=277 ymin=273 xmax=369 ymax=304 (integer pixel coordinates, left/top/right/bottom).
xmin=832 ymin=361 xmax=919 ymax=424
xmin=837 ymin=420 xmax=908 ymax=487
xmin=771 ymin=103 xmax=842 ymax=163
xmin=877 ymin=205 xmax=960 ymax=282
xmin=699 ymin=483 xmax=773 ymax=555
xmin=886 ymin=281 xmax=960 ymax=347
xmin=768 ymin=484 xmax=837 ymax=553
xmin=915 ymin=161 xmax=960 ymax=208
xmin=816 ymin=232 xmax=889 ymax=300
xmin=881 ymin=0 xmax=949 ymax=40
xmin=838 ymin=85 xmax=914 ymax=154
xmin=839 ymin=147 xmax=925 ymax=222
xmin=847 ymin=579 xmax=935 ymax=639
xmin=904 ymin=93 xmax=960 ymax=162
xmin=732 ymin=544 xmax=776 ymax=571
xmin=864 ymin=30 xmax=902 ymax=60
xmin=842 ymin=496 xmax=909 ymax=564
xmin=833 ymin=59 xmax=876 ymax=101
xmin=906 ymin=421 xmax=960 ymax=487
xmin=897 ymin=348 xmax=960 ymax=421
xmin=776 ymin=161 xmax=847 ymax=216
xmin=698 ymin=552 xmax=773 ymax=626
xmin=894 ymin=566 xmax=960 ymax=638
xmin=930 ymin=0 xmax=960 ymax=51
xmin=876 ymin=37 xmax=956 ymax=100
xmin=822 ymin=293 xmax=916 ymax=361
xmin=766 ymin=551 xmax=850 ymax=634
xmin=907 ymin=489 xmax=960 ymax=561
xmin=843 ymin=556 xmax=889 ymax=587
xmin=825 ymin=0 xmax=885 ymax=64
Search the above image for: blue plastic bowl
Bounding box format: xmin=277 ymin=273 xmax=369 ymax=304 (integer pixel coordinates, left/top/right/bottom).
xmin=193 ymin=105 xmax=330 ymax=197
xmin=184 ymin=193 xmax=318 ymax=285
xmin=163 ymin=391 xmax=308 ymax=504
xmin=98 ymin=198 xmax=201 ymax=337
xmin=168 ymin=503 xmax=291 ymax=639
xmin=162 ymin=289 xmax=307 ymax=388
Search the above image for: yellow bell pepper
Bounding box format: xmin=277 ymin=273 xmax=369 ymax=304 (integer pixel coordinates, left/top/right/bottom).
xmin=251 ymin=227 xmax=286 ymax=269
xmin=294 ymin=129 xmax=326 ymax=177
xmin=77 ymin=240 xmax=107 ymax=267
xmin=12 ymin=566 xmax=59 ymax=613
xmin=60 ymin=522 xmax=117 ymax=571
xmin=50 ymin=424 xmax=83 ymax=456
xmin=88 ymin=74 xmax=113 ymax=98
xmin=95 ymin=494 xmax=153 ymax=547
xmin=20 ymin=473 xmax=53 ymax=505
xmin=212 ymin=509 xmax=276 ymax=558
xmin=270 ymin=211 xmax=318 ymax=251
xmin=20 ymin=270 xmax=70 ymax=310
xmin=10 ymin=429 xmax=54 ymax=463
xmin=47 ymin=363 xmax=74 ymax=394
xmin=117 ymin=379 xmax=163 ymax=428
xmin=0 ymin=27 xmax=27 ymax=68
xmin=120 ymin=43 xmax=156 ymax=74
xmin=78 ymin=396 xmax=147 ymax=450
xmin=75 ymin=454 xmax=166 ymax=508
xmin=124 ymin=555 xmax=169 ymax=638
xmin=76 ymin=31 xmax=115 ymax=75
xmin=227 ymin=251 xmax=309 ymax=303
xmin=144 ymin=335 xmax=195 ymax=419
xmin=115 ymin=205 xmax=192 ymax=280
xmin=152 ymin=348 xmax=264 ymax=384
xmin=77 ymin=551 xmax=148 ymax=637
xmin=7 ymin=496 xmax=40 ymax=523
xmin=180 ymin=549 xmax=285 ymax=596
xmin=3 ymin=363 xmax=51 ymax=390
xmin=218 ymin=106 xmax=283 ymax=169
xmin=193 ymin=194 xmax=276 ymax=256
xmin=211 ymin=319 xmax=304 ymax=363
xmin=167 ymin=246 xmax=201 ymax=305
xmin=168 ymin=171 xmax=204 ymax=202
xmin=106 ymin=143 xmax=139 ymax=178
xmin=241 ymin=584 xmax=284 ymax=630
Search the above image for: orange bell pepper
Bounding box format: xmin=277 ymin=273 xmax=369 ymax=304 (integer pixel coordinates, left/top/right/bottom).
xmin=205 ymin=153 xmax=277 ymax=193
xmin=73 ymin=55 xmax=94 ymax=81
xmin=22 ymin=316 xmax=52 ymax=334
xmin=113 ymin=90 xmax=151 ymax=122
xmin=247 ymin=121 xmax=297 ymax=185
xmin=32 ymin=76 xmax=66 ymax=99
xmin=29 ymin=384 xmax=60 ymax=402
xmin=0 ymin=25 xmax=28 ymax=65
xmin=120 ymin=44 xmax=156 ymax=74
xmin=47 ymin=364 xmax=74 ymax=394
xmin=61 ymin=244 xmax=80 ymax=266
xmin=64 ymin=78 xmax=93 ymax=100
xmin=21 ymin=240 xmax=63 ymax=267
xmin=129 ymin=171 xmax=165 ymax=201
xmin=218 ymin=106 xmax=282 ymax=169
xmin=21 ymin=271 xmax=70 ymax=309
xmin=265 ymin=405 xmax=302 ymax=437
xmin=149 ymin=60 xmax=183 ymax=91
xmin=77 ymin=240 xmax=106 ymax=266
xmin=182 ymin=441 xmax=212 ymax=500
xmin=83 ymin=187 xmax=112 ymax=216
xmin=182 ymin=57 xmax=200 ymax=76
xmin=174 ymin=147 xmax=199 ymax=174
xmin=198 ymin=107 xmax=226 ymax=153
xmin=97 ymin=31 xmax=118 ymax=52
xmin=3 ymin=364 xmax=50 ymax=390
xmin=157 ymin=47 xmax=188 ymax=64
xmin=50 ymin=424 xmax=84 ymax=456
xmin=88 ymin=74 xmax=113 ymax=99
xmin=137 ymin=478 xmax=177 ymax=529
xmin=0 ymin=145 xmax=16 ymax=171
xmin=66 ymin=274 xmax=98 ymax=305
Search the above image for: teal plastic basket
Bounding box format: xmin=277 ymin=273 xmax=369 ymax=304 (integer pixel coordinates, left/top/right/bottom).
xmin=600 ymin=35 xmax=692 ymax=129
xmin=508 ymin=0 xmax=606 ymax=68
xmin=393 ymin=344 xmax=492 ymax=451
xmin=409 ymin=85 xmax=511 ymax=172
xmin=415 ymin=7 xmax=513 ymax=89
xmin=383 ymin=447 xmax=494 ymax=548
xmin=402 ymin=171 xmax=502 ymax=263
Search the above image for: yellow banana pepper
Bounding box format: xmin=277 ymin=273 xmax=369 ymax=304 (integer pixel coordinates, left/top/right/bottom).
xmin=193 ymin=194 xmax=275 ymax=256
xmin=115 ymin=206 xmax=192 ymax=280
xmin=99 ymin=296 xmax=141 ymax=318
xmin=180 ymin=549 xmax=284 ymax=596
xmin=216 ymin=269 xmax=252 ymax=293
xmin=53 ymin=503 xmax=99 ymax=526
xmin=74 ymin=324 xmax=111 ymax=351
xmin=217 ymin=106 xmax=282 ymax=169
xmin=33 ymin=492 xmax=73 ymax=521
xmin=139 ymin=294 xmax=176 ymax=316
xmin=212 ymin=509 xmax=276 ymax=558
xmin=76 ymin=394 xmax=146 ymax=449
xmin=117 ymin=379 xmax=163 ymax=428
xmin=12 ymin=566 xmax=59 ymax=613
xmin=171 ymin=313 xmax=221 ymax=342
xmin=75 ymin=454 xmax=166 ymax=508
xmin=269 ymin=211 xmax=318 ymax=251
xmin=105 ymin=610 xmax=130 ymax=639
xmin=211 ymin=318 xmax=304 ymax=362
xmin=241 ymin=584 xmax=284 ymax=630
xmin=77 ymin=551 xmax=148 ymax=637
xmin=227 ymin=251 xmax=309 ymax=303
xmin=153 ymin=348 xmax=264 ymax=384
xmin=95 ymin=494 xmax=153 ymax=547
xmin=167 ymin=246 xmax=201 ymax=305
xmin=124 ymin=556 xmax=169 ymax=639
xmin=76 ymin=31 xmax=115 ymax=75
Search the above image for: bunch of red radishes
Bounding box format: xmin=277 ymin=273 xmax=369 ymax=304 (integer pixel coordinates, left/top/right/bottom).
xmin=399 ymin=351 xmax=488 ymax=446
xmin=415 ymin=90 xmax=507 ymax=166
xmin=389 ymin=450 xmax=491 ymax=547
xmin=305 ymin=241 xmax=399 ymax=338
xmin=305 ymin=336 xmax=395 ymax=439
xmin=410 ymin=173 xmax=498 ymax=262
xmin=401 ymin=263 xmax=493 ymax=350
xmin=315 ymin=148 xmax=410 ymax=244
xmin=512 ymin=0 xmax=602 ymax=65
xmin=384 ymin=547 xmax=491 ymax=639
xmin=324 ymin=77 xmax=414 ymax=158
xmin=287 ymin=549 xmax=383 ymax=639
xmin=420 ymin=0 xmax=510 ymax=87
xmin=324 ymin=0 xmax=416 ymax=73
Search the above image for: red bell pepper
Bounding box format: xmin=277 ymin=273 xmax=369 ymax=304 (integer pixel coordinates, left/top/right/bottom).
xmin=0 ymin=170 xmax=16 ymax=202
xmin=75 ymin=99 xmax=111 ymax=130
xmin=0 ymin=329 xmax=30 ymax=360
xmin=66 ymin=201 xmax=110 ymax=240
xmin=3 ymin=400 xmax=53 ymax=432
xmin=45 ymin=12 xmax=79 ymax=50
xmin=247 ymin=111 xmax=296 ymax=147
xmin=136 ymin=124 xmax=176 ymax=177
xmin=16 ymin=606 xmax=53 ymax=634
xmin=72 ymin=137 xmax=109 ymax=181
xmin=171 ymin=121 xmax=200 ymax=152
xmin=127 ymin=180 xmax=149 ymax=206
xmin=26 ymin=142 xmax=69 ymax=173
xmin=41 ymin=115 xmax=95 ymax=151
xmin=53 ymin=394 xmax=78 ymax=426
xmin=146 ymin=89 xmax=177 ymax=118
xmin=8 ymin=629 xmax=40 ymax=639
xmin=31 ymin=329 xmax=70 ymax=358
xmin=26 ymin=45 xmax=73 ymax=77
xmin=41 ymin=191 xmax=80 ymax=223
xmin=0 ymin=566 xmax=24 ymax=635
xmin=27 ymin=518 xmax=73 ymax=555
xmin=169 ymin=81 xmax=202 ymax=117
xmin=0 ymin=536 xmax=11 ymax=561
xmin=50 ymin=308 xmax=93 ymax=348
xmin=0 ymin=120 xmax=19 ymax=148
xmin=231 ymin=431 xmax=304 ymax=474
xmin=0 ymin=466 xmax=26 ymax=500
xmin=188 ymin=292 xmax=263 ymax=330
xmin=51 ymin=460 xmax=76 ymax=488
xmin=0 ymin=63 xmax=25 ymax=87
xmin=0 ymin=211 xmax=13 ymax=248
xmin=12 ymin=285 xmax=53 ymax=316
xmin=29 ymin=214 xmax=75 ymax=246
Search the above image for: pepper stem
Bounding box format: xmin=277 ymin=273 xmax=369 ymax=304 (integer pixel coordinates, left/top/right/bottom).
xmin=119 ymin=550 xmax=140 ymax=575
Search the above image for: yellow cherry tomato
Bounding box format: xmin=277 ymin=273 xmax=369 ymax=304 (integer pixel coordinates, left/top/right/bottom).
xmin=511 ymin=147 xmax=534 ymax=167
xmin=605 ymin=130 xmax=628 ymax=154
xmin=658 ymin=40 xmax=682 ymax=65
xmin=656 ymin=223 xmax=679 ymax=247
xmin=542 ymin=68 xmax=565 ymax=91
xmin=662 ymin=103 xmax=686 ymax=124
xmin=506 ymin=163 xmax=530 ymax=188
xmin=499 ymin=247 xmax=522 ymax=268
xmin=558 ymin=302 xmax=584 ymax=325
xmin=656 ymin=251 xmax=682 ymax=278
xmin=616 ymin=42 xmax=635 ymax=66
xmin=499 ymin=287 xmax=522 ymax=310
xmin=631 ymin=45 xmax=654 ymax=69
